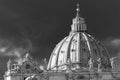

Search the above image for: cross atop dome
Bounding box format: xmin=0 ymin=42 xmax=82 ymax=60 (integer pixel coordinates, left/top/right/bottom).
xmin=71 ymin=3 xmax=87 ymax=32
xmin=76 ymin=3 xmax=80 ymax=16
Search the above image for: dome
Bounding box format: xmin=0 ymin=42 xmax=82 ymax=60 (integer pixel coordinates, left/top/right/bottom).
xmin=47 ymin=4 xmax=111 ymax=71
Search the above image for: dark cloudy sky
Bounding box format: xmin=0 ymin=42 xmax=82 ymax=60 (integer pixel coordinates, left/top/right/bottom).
xmin=0 ymin=0 xmax=120 ymax=79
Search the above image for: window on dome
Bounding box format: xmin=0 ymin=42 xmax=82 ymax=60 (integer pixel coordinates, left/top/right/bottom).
xmin=73 ymin=39 xmax=77 ymax=42
xmin=94 ymin=49 xmax=97 ymax=53
xmin=53 ymin=53 xmax=56 ymax=55
xmin=71 ymin=49 xmax=76 ymax=52
xmin=90 ymin=40 xmax=95 ymax=46
xmin=61 ymin=51 xmax=65 ymax=53
xmin=83 ymin=48 xmax=86 ymax=52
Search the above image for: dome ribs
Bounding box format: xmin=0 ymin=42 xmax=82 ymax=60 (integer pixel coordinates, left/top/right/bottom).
xmin=55 ymin=37 xmax=68 ymax=70
xmin=47 ymin=31 xmax=111 ymax=71
xmin=82 ymin=33 xmax=92 ymax=62
xmin=47 ymin=37 xmax=67 ymax=70
xmin=66 ymin=33 xmax=77 ymax=65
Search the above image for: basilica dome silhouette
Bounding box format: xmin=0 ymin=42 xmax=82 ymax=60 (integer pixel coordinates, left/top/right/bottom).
xmin=47 ymin=4 xmax=111 ymax=71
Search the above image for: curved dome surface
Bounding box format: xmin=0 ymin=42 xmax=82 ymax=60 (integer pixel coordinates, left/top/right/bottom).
xmin=47 ymin=5 xmax=111 ymax=71
xmin=47 ymin=32 xmax=110 ymax=71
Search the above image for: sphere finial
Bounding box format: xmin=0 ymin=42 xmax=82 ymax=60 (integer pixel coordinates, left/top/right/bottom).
xmin=76 ymin=3 xmax=80 ymax=16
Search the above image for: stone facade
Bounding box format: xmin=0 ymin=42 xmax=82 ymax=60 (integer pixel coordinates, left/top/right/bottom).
xmin=4 ymin=71 xmax=120 ymax=80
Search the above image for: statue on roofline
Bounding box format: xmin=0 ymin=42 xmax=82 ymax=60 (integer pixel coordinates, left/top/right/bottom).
xmin=110 ymin=57 xmax=116 ymax=70
xmin=97 ymin=58 xmax=102 ymax=72
xmin=88 ymin=58 xmax=94 ymax=71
